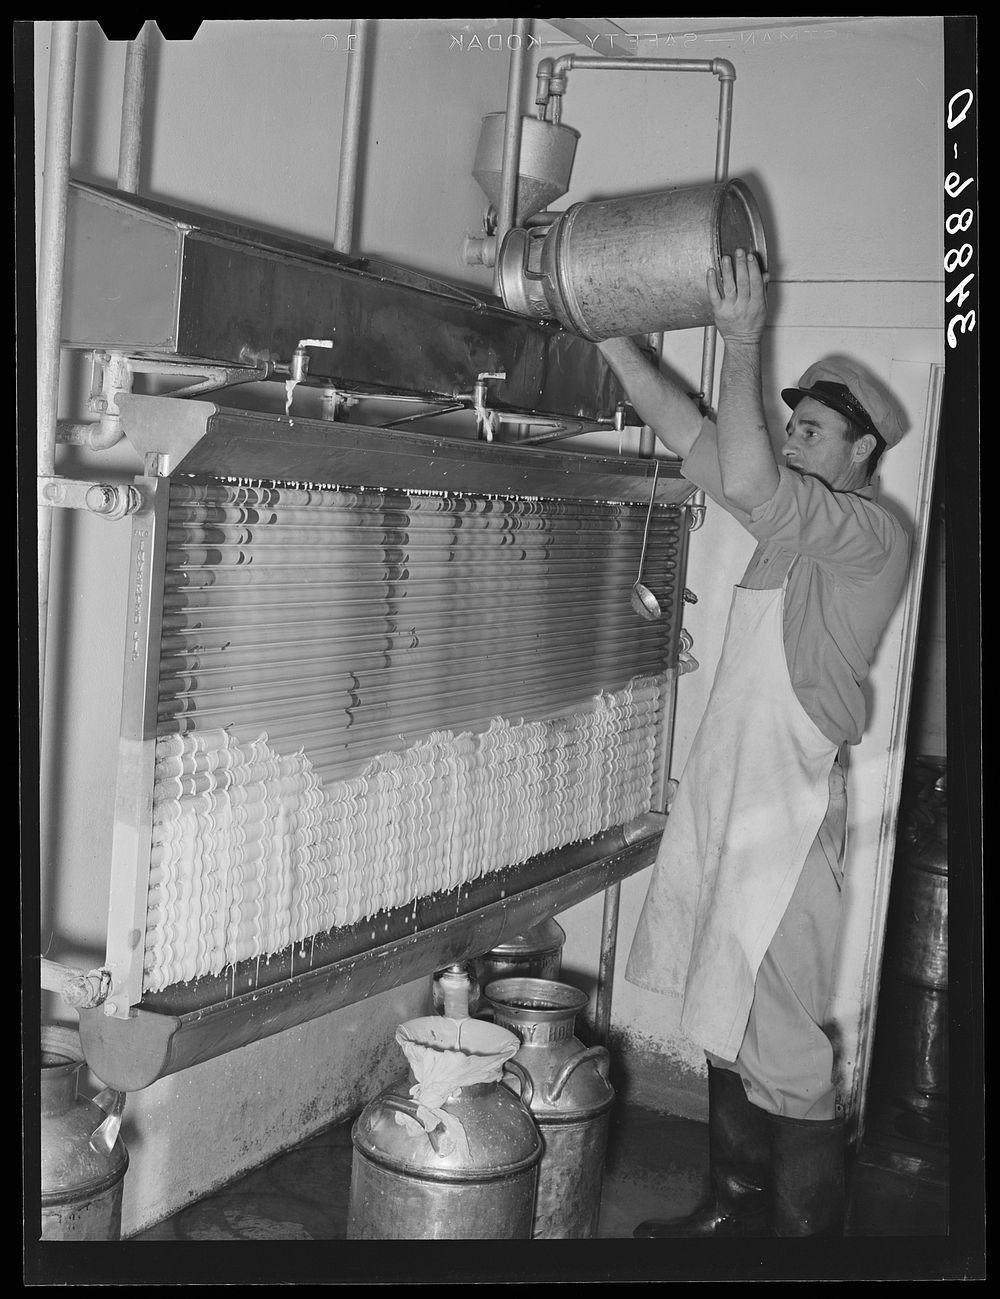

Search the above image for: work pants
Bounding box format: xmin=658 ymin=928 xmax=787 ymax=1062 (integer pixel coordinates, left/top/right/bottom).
xmin=709 ymin=761 xmax=848 ymax=1121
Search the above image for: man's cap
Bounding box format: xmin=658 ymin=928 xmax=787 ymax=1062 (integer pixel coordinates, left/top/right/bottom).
xmin=781 ymin=360 xmax=905 ymax=448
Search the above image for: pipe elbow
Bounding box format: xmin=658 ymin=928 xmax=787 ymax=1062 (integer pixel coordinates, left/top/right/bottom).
xmin=552 ymin=53 xmax=575 ymax=78
xmin=87 ymin=413 xmax=126 ymax=450
xmin=711 ymin=58 xmax=736 ymax=81
xmin=55 ymin=415 xmax=126 ymax=449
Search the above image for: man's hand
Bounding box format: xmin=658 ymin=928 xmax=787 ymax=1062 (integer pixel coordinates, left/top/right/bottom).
xmin=707 ymin=248 xmax=769 ymax=344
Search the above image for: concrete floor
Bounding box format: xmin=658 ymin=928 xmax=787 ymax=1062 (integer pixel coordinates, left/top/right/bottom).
xmin=122 ymin=1090 xmax=961 ymax=1284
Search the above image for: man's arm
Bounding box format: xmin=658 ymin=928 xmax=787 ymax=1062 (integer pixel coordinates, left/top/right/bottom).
xmin=707 ymin=249 xmax=779 ymax=512
xmin=596 ymin=336 xmax=705 ymax=459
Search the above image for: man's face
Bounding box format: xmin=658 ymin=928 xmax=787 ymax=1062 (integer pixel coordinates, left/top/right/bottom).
xmin=781 ymin=396 xmax=871 ymax=491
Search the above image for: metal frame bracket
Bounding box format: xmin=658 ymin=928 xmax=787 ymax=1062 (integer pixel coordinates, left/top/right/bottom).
xmin=38 ymin=476 xmax=144 ymax=520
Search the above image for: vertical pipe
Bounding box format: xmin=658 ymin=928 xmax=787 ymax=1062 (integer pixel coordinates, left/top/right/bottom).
xmin=638 ymin=331 xmax=663 ymax=457
xmin=699 ymin=67 xmax=735 ymax=408
xmin=492 ymin=18 xmax=531 ymax=294
xmin=117 ymin=22 xmax=150 ymax=194
xmin=713 ymin=71 xmax=735 ymax=182
xmin=593 ymin=881 xmax=621 ymax=1045
xmin=333 ymin=19 xmax=370 ymax=256
xmin=37 ymin=20 xmax=79 ymax=713
xmin=602 ymin=328 xmax=658 ymax=1036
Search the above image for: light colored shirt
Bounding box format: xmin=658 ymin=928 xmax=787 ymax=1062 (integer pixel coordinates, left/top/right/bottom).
xmin=681 ymin=419 xmax=911 ymax=745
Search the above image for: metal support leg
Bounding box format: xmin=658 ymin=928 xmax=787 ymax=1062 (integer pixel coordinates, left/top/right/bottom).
xmin=593 ymin=881 xmax=621 ymax=1045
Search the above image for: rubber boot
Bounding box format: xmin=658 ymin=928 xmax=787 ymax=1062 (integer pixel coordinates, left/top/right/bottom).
xmin=634 ymin=1064 xmax=770 ymax=1238
xmin=769 ymin=1113 xmax=846 ymax=1237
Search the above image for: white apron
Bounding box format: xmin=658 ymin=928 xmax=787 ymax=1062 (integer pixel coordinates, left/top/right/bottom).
xmin=625 ymin=562 xmax=838 ymax=1061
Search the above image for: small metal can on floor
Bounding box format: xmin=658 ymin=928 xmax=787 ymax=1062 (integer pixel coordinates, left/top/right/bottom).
xmin=483 ymin=977 xmax=615 ymax=1239
xmin=40 ymin=1025 xmax=129 ymax=1240
xmin=347 ymin=1016 xmax=542 ymax=1239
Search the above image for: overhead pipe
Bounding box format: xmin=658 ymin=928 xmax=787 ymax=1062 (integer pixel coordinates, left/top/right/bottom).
xmin=333 ymin=19 xmax=371 ymax=255
xmin=492 ymin=17 xmax=531 ymax=294
xmin=536 ymin=54 xmax=736 ymax=411
xmin=36 ymin=20 xmax=79 ymax=714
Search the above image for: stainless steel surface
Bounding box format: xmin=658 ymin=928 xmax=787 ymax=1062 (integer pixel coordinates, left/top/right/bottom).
xmin=631 ymin=460 xmax=663 ymax=621
xmin=61 ymin=182 xmax=627 ymax=424
xmin=474 ymin=114 xmax=579 ymax=224
xmin=78 ymin=825 xmax=662 ymax=1091
xmin=484 ymin=977 xmax=615 ymax=1238
xmin=40 ymin=1026 xmax=129 ymax=1241
xmin=115 ymin=394 xmax=695 ymax=507
xmin=500 ymin=179 xmax=767 ymax=342
xmin=37 ymin=20 xmax=79 ymax=717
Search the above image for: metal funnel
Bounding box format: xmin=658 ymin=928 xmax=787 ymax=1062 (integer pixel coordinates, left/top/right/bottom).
xmin=473 ymin=114 xmax=579 ymax=224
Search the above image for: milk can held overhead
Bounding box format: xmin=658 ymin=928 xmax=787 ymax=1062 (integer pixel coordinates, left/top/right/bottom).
xmin=498 ymin=178 xmax=768 ymax=341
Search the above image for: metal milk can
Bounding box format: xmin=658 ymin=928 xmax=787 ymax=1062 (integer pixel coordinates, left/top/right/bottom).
xmin=871 ymin=757 xmax=949 ymax=1145
xmin=40 ymin=1025 xmax=129 ymax=1240
xmin=498 ymin=178 xmax=767 ymax=341
xmin=347 ymin=1016 xmax=542 ymax=1239
xmin=475 ymin=918 xmax=566 ymax=988
xmin=483 ymin=977 xmax=615 ymax=1239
